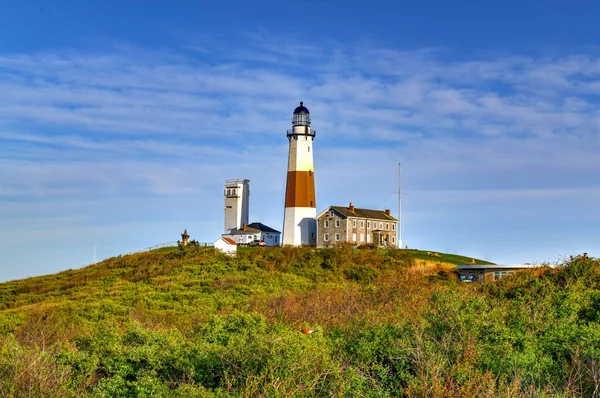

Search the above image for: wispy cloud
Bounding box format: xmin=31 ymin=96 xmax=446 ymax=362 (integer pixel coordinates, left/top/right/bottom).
xmin=1 ymin=36 xmax=599 ymax=280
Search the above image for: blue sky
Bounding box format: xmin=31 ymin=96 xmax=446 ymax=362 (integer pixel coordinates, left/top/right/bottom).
xmin=1 ymin=0 xmax=599 ymax=282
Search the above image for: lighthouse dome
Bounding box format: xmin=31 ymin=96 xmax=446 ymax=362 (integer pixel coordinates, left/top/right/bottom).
xmin=293 ymin=101 xmax=310 ymax=114
xmin=292 ymin=101 xmax=311 ymax=126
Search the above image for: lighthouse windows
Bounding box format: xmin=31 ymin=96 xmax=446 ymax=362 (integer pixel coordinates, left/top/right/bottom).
xmin=308 ymin=146 xmax=310 ymax=152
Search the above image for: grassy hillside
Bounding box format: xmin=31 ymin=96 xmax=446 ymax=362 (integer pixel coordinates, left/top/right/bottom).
xmin=406 ymin=249 xmax=495 ymax=265
xmin=0 ymin=246 xmax=598 ymax=397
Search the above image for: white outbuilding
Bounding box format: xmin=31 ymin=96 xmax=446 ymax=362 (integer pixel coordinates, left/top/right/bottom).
xmin=213 ymin=237 xmax=237 ymax=256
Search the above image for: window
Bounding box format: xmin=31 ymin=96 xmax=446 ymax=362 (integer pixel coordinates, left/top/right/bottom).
xmin=335 ymin=233 xmax=340 ymax=241
xmin=360 ymin=233 xmax=364 ymax=242
xmin=308 ymin=146 xmax=310 ymax=152
xmin=360 ymin=221 xmax=364 ymax=228
xmin=330 ymin=210 xmax=334 ymax=217
xmin=392 ymin=236 xmax=395 ymax=244
xmin=324 ymin=233 xmax=329 ymax=241
xmin=367 ymin=221 xmax=371 ymax=229
xmin=494 ymin=271 xmax=509 ymax=280
xmin=385 ymin=223 xmax=389 ymax=230
xmin=352 ymin=220 xmax=356 ymax=228
xmin=392 ymin=224 xmax=395 ymax=231
xmin=308 ymin=170 xmax=312 ymax=176
xmin=335 ymin=220 xmax=340 ymax=227
xmin=324 ymin=220 xmax=329 ymax=228
xmin=352 ymin=233 xmax=356 ymax=242
xmin=380 ymin=222 xmax=383 ymax=229
xmin=367 ymin=235 xmax=371 ymax=243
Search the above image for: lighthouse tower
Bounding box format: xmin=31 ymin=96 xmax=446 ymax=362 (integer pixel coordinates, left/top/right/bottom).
xmin=282 ymin=101 xmax=317 ymax=246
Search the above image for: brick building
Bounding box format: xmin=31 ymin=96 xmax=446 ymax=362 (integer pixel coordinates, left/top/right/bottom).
xmin=316 ymin=203 xmax=398 ymax=248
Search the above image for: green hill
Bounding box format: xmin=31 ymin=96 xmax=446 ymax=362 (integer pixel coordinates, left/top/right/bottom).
xmin=405 ymin=249 xmax=495 ymax=265
xmin=0 ymin=245 xmax=598 ymax=397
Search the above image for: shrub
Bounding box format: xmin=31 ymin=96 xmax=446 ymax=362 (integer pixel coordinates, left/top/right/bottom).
xmin=344 ymin=264 xmax=378 ymax=284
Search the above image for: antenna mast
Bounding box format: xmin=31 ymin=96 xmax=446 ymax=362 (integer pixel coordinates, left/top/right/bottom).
xmin=391 ymin=163 xmax=405 ymax=248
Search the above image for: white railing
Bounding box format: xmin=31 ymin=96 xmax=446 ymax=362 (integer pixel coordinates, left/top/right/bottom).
xmin=125 ymin=241 xmax=177 ymax=255
xmin=124 ymin=241 xmax=215 ymax=256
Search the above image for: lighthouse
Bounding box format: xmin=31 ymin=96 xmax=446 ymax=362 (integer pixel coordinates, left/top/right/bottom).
xmin=282 ymin=101 xmax=317 ymax=246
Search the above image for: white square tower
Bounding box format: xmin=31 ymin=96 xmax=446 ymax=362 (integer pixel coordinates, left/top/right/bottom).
xmin=224 ymin=178 xmax=250 ymax=234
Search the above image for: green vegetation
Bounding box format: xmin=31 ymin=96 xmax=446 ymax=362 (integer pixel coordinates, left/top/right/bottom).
xmin=0 ymin=245 xmax=598 ymax=397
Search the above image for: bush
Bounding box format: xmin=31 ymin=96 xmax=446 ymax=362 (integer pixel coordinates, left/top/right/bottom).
xmin=344 ymin=264 xmax=378 ymax=284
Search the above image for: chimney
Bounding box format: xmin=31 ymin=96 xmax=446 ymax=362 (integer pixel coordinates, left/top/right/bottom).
xmin=385 ymin=209 xmax=390 ymax=216
xmin=349 ymin=202 xmax=355 ymax=212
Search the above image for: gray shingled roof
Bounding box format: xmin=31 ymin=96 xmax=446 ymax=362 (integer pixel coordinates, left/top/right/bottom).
xmin=247 ymin=222 xmax=281 ymax=234
xmin=329 ymin=206 xmax=398 ymax=221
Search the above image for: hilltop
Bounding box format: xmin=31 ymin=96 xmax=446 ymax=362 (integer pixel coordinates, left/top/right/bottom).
xmin=1 ymin=246 xmax=467 ymax=333
xmin=0 ymin=246 xmax=598 ymax=397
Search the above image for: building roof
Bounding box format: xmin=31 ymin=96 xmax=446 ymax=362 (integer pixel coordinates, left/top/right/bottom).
xmin=457 ymin=264 xmax=538 ymax=270
xmin=221 ymin=237 xmax=237 ymax=245
xmin=247 ymin=222 xmax=281 ymax=234
xmin=293 ymin=101 xmax=310 ymax=114
xmin=320 ymin=205 xmax=398 ymax=222
xmin=230 ymin=226 xmax=261 ymax=235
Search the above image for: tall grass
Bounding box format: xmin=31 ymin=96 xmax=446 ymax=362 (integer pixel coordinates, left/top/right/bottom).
xmin=0 ymin=248 xmax=598 ymax=396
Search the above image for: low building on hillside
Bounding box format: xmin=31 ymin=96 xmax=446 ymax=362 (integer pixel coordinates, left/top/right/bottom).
xmin=214 ymin=237 xmax=237 ymax=256
xmin=316 ymin=203 xmax=398 ymax=248
xmin=223 ymin=223 xmax=281 ymax=246
xmin=247 ymin=222 xmax=281 ymax=246
xmin=456 ymin=264 xmax=539 ymax=283
xmin=226 ymin=224 xmax=261 ymax=246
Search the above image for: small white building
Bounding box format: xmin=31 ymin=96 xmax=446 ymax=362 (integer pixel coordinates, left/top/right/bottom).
xmin=214 ymin=237 xmax=237 ymax=255
xmin=225 ymin=224 xmax=261 ymax=245
xmin=223 ymin=223 xmax=282 ymax=246
xmin=247 ymin=222 xmax=281 ymax=246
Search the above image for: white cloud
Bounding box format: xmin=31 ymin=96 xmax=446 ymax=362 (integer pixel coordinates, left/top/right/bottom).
xmin=1 ymin=38 xmax=600 ymax=280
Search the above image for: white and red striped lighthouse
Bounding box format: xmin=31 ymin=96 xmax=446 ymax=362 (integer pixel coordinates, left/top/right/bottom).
xmin=282 ymin=101 xmax=317 ymax=246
